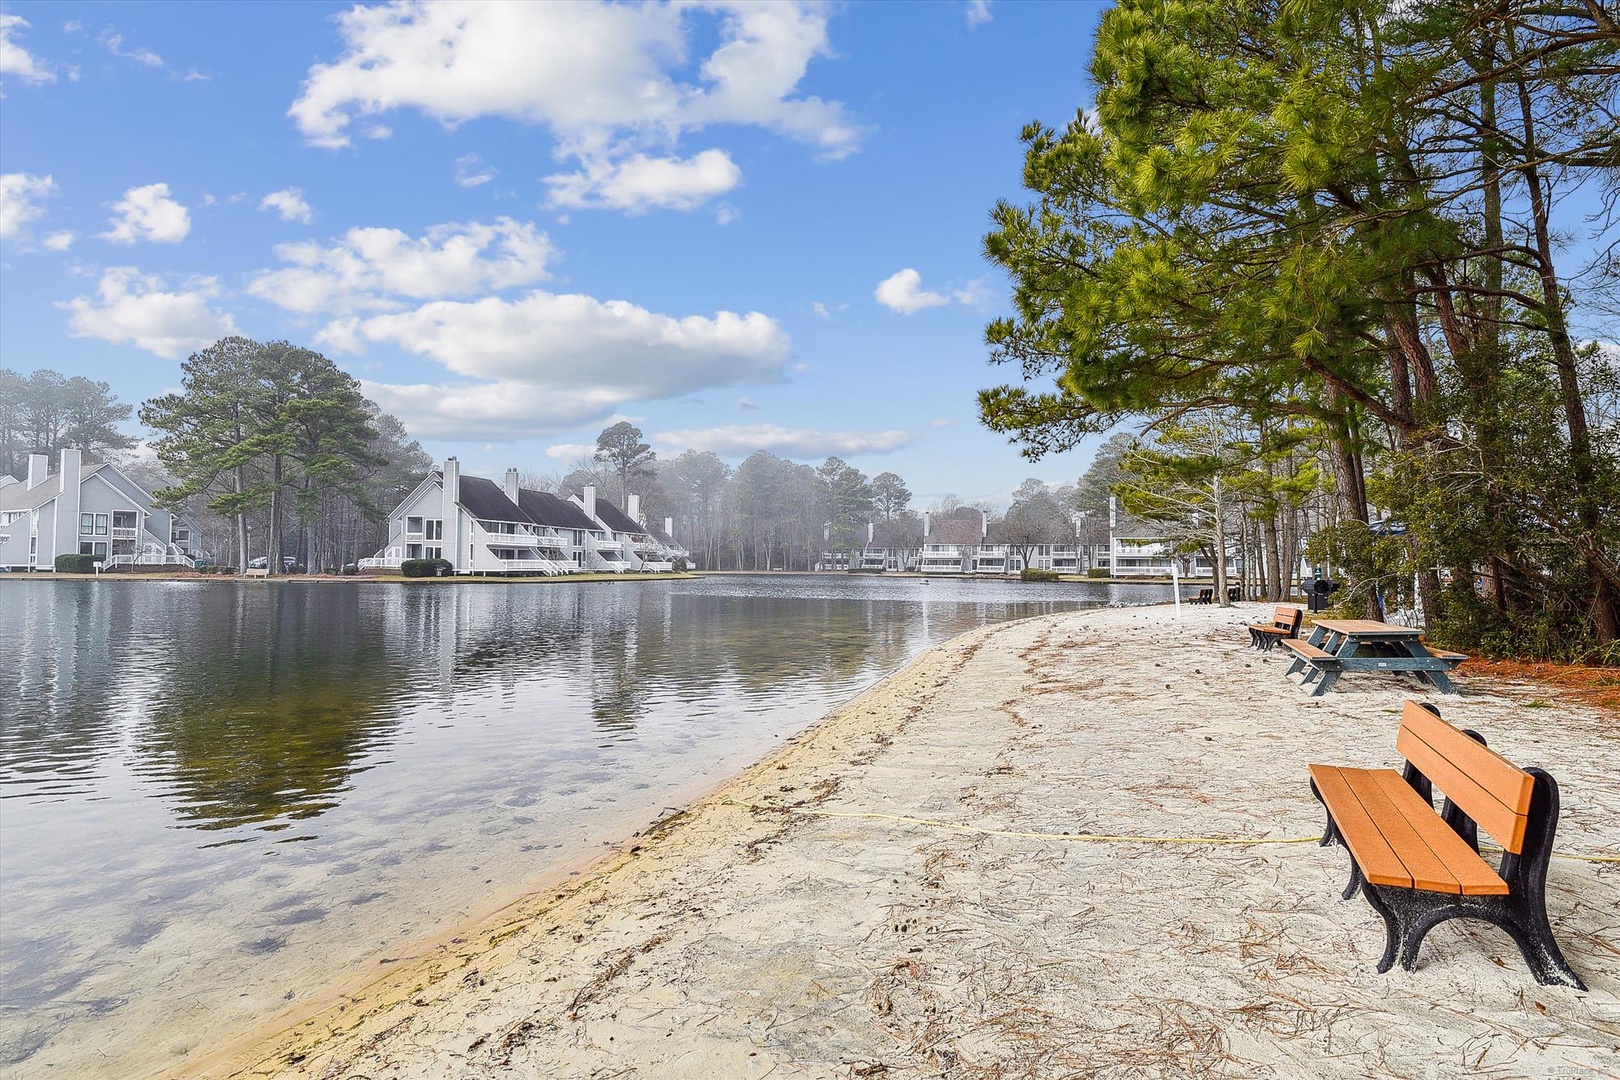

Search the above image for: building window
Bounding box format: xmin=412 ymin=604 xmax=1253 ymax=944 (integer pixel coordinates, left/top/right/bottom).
xmin=407 ymin=516 xmax=423 ymax=534
xmin=81 ymin=512 xmax=95 ymax=534
xmin=424 ymin=545 xmax=442 ymax=560
xmin=408 ymin=544 xmax=422 ymax=559
xmin=94 ymin=514 xmax=109 ymax=535
xmin=424 ymin=519 xmax=443 ymax=540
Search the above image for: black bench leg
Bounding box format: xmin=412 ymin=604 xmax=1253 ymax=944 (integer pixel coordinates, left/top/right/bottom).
xmin=1500 ymin=902 xmax=1587 ymax=990
xmin=1361 ymin=883 xmax=1403 ymax=974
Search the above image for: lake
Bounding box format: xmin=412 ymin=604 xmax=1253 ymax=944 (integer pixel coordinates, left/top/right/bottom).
xmin=0 ymin=573 xmax=1166 ymax=1077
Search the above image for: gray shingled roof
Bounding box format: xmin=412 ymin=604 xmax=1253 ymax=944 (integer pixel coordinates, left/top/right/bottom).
xmin=517 ymin=488 xmax=598 ymax=532
xmin=589 ymin=498 xmax=646 ymax=536
xmin=457 ymin=474 xmax=527 ymax=522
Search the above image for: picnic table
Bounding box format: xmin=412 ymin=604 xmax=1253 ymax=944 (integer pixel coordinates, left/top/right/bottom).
xmin=1280 ymin=618 xmax=1466 ymax=697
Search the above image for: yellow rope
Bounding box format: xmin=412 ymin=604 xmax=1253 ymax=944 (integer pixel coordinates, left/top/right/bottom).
xmin=724 ymin=800 xmax=1620 ymax=863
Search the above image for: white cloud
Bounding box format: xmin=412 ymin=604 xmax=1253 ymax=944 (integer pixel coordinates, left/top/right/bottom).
xmin=652 ymin=423 xmax=914 ymax=459
xmin=101 ymin=183 xmax=191 ymax=244
xmin=247 ymin=217 xmax=554 ymax=315
xmin=874 ymin=268 xmax=989 ymax=314
xmin=931 ymin=418 xmax=954 ymax=427
xmin=44 ymin=230 xmax=75 ymax=251
xmin=260 ymin=187 xmax=313 ymax=224
xmin=454 ymin=152 xmax=495 ymax=188
xmin=351 ymin=291 xmax=791 ymax=437
xmin=290 ymin=1 xmax=863 ymax=213
xmin=1 ymin=14 xmax=55 ymax=84
xmin=544 ymin=442 xmax=596 ymax=461
xmin=101 ymin=30 xmax=165 ymax=68
xmin=875 ymin=268 xmax=949 ymax=314
xmin=0 ymin=172 xmax=56 ymax=238
xmin=736 ymin=397 xmax=760 ymax=410
xmin=59 ymin=267 xmax=237 ymax=359
xmin=545 ymin=149 xmax=742 ymax=214
xmin=965 ymin=1 xmax=994 ymax=28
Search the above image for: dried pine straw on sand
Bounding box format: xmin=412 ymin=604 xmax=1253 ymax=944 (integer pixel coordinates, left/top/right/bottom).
xmin=199 ymin=605 xmax=1617 ymax=1080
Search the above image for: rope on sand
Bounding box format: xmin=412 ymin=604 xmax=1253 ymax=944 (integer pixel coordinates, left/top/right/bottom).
xmin=723 ymin=800 xmax=1620 ymax=862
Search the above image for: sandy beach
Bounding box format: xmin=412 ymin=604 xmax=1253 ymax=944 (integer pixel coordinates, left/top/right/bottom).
xmin=194 ymin=604 xmax=1619 ymax=1079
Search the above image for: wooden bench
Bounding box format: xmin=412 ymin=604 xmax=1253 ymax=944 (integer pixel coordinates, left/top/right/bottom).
xmin=1277 ymin=637 xmax=1344 ymax=689
xmin=242 ymin=568 xmax=270 ymax=578
xmin=1247 ymin=605 xmax=1301 ymax=650
xmin=1308 ymin=701 xmax=1584 ymax=988
xmin=1189 ymin=587 xmax=1213 ymax=605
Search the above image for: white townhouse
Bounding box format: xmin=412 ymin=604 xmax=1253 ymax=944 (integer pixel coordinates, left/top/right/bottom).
xmin=1094 ymin=497 xmax=1239 ymax=578
xmin=914 ymin=509 xmax=986 ymax=574
xmin=367 ymin=460 xmax=685 ymax=575
xmin=0 ymin=449 xmax=202 ymax=571
xmin=857 ymin=521 xmax=915 ymax=572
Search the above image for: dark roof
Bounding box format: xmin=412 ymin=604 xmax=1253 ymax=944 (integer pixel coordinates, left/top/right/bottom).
xmin=645 ymin=519 xmax=677 ymax=546
xmin=457 ymin=475 xmax=527 ymax=522
xmin=517 ymin=488 xmax=598 ymax=532
xmin=589 ymin=498 xmax=646 ymax=535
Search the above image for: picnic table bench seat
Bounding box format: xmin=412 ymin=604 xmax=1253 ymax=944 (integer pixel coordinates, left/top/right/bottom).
xmin=1309 ymin=701 xmax=1584 ymax=988
xmin=1247 ymin=605 xmax=1301 ymax=651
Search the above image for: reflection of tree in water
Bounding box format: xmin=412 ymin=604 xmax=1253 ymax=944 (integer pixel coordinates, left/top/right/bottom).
xmin=134 ymin=587 xmax=407 ymax=834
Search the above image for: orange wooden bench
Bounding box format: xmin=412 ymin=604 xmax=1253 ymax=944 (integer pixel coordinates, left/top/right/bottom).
xmin=1308 ymin=701 xmax=1584 ymax=988
xmin=1247 ymin=605 xmax=1301 ymax=651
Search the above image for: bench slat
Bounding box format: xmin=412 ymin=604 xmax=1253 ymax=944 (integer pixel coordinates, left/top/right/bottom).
xmin=1396 ymin=702 xmax=1532 ymax=853
xmin=1280 ymin=639 xmax=1335 ymax=661
xmin=1340 ymin=768 xmax=1460 ymax=893
xmin=1308 ymin=765 xmax=1411 ymax=888
xmin=1367 ymin=770 xmax=1508 ymax=896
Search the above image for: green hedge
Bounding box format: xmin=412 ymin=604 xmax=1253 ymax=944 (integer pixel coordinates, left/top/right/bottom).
xmin=401 ymin=558 xmax=453 ymax=578
xmin=55 ymin=553 xmax=100 ymax=573
xmin=1086 ymin=568 xmax=1111 ymax=579
xmin=1020 ymin=567 xmax=1060 ymax=582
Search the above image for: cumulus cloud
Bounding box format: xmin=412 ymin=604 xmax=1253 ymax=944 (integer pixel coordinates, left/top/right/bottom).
xmin=247 ymin=217 xmax=553 ymax=315
xmin=101 ymin=183 xmax=191 ymax=244
xmin=59 ymin=267 xmax=237 ymax=358
xmin=874 ymin=268 xmax=949 ymax=314
xmin=965 ymin=0 xmax=993 ymax=28
xmin=351 ymin=291 xmax=791 ymax=437
xmin=545 ymin=149 xmax=741 ymax=213
xmin=874 ymin=268 xmax=989 ymax=315
xmin=1 ymin=14 xmax=55 ymax=84
xmin=653 ymin=424 xmax=914 ymax=459
xmin=454 ymin=152 xmax=495 ymax=188
xmin=44 ymin=230 xmax=75 ymax=251
xmin=260 ymin=187 xmax=313 ymax=223
xmin=289 ymin=1 xmax=863 ymax=213
xmin=0 ymin=172 xmax=56 ymax=238
xmin=544 ymin=442 xmax=596 ymax=461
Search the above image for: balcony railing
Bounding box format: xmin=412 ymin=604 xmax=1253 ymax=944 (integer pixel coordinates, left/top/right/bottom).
xmin=111 ymin=527 xmax=138 ymax=539
xmin=358 ymin=556 xmax=406 ymax=570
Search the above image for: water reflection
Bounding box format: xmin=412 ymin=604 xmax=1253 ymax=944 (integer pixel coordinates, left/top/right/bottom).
xmin=0 ymin=574 xmax=1162 ymax=1080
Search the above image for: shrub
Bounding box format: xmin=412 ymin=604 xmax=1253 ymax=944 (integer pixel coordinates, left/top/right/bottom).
xmin=1086 ymin=568 xmax=1112 ymax=579
xmin=403 ymin=558 xmax=453 ymax=577
xmin=341 ymin=563 xmax=358 ymax=575
xmin=1020 ymin=567 xmax=1060 ymax=582
xmin=55 ymin=553 xmax=99 ymax=573
xmin=671 ymin=556 xmax=689 ymax=573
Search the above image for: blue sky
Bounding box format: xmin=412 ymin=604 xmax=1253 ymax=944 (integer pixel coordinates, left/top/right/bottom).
xmin=0 ymin=0 xmax=1110 ymax=507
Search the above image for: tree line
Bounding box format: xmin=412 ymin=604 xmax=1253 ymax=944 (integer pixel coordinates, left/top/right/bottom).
xmin=979 ymin=0 xmax=1619 ymax=659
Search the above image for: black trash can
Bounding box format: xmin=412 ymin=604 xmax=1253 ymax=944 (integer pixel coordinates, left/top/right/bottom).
xmin=1307 ymin=576 xmax=1338 ymax=612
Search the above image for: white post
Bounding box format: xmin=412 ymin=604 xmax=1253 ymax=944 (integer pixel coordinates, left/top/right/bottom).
xmin=1172 ymin=557 xmax=1182 ymax=618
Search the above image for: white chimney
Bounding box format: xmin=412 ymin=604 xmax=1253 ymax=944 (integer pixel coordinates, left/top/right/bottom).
xmin=26 ymin=453 xmax=48 ymax=490
xmin=582 ymin=484 xmax=597 ymax=522
xmin=868 ymin=521 xmax=874 ymax=543
xmin=981 ymin=510 xmax=988 ymax=539
xmin=664 ymin=516 xmax=673 ymax=538
xmin=443 ymin=457 xmax=460 ymax=504
xmin=627 ymin=493 xmax=641 ymax=524
xmin=504 ymin=467 xmax=520 ymax=502
xmin=923 ymin=511 xmax=931 ymax=538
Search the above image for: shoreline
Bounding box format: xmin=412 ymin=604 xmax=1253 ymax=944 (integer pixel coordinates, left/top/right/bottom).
xmin=186 ymin=604 xmax=1618 ymax=1079
xmin=176 ymin=617 xmax=1006 ymax=1080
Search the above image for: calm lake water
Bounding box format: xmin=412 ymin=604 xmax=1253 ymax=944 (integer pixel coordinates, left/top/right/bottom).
xmin=0 ymin=574 xmax=1164 ymax=1078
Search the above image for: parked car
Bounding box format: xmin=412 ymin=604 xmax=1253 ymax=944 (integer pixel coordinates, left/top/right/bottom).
xmin=247 ymin=557 xmax=269 ymax=569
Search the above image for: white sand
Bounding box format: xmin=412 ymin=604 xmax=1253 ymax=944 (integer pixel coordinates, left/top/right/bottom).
xmin=197 ymin=604 xmax=1619 ymax=1079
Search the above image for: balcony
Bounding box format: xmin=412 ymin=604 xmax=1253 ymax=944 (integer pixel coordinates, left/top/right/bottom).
xmin=111 ymin=527 xmax=138 ymax=540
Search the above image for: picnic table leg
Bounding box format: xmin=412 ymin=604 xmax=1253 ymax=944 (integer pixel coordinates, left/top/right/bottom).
xmin=1308 ymin=667 xmax=1341 ymax=696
